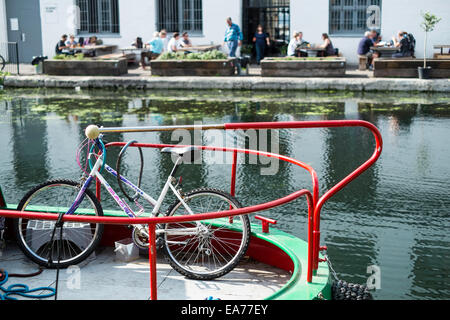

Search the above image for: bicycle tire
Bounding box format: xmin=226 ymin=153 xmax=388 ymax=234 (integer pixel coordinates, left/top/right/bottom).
xmin=0 ymin=55 xmax=5 ymax=71
xmin=163 ymin=188 xmax=251 ymax=280
xmin=14 ymin=179 xmax=104 ymax=268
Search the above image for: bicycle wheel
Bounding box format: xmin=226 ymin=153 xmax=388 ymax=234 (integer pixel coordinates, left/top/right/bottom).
xmin=14 ymin=179 xmax=104 ymax=268
xmin=0 ymin=55 xmax=5 ymax=71
xmin=164 ymin=188 xmax=250 ymax=280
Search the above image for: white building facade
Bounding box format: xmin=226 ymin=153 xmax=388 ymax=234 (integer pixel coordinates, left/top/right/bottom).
xmin=0 ymin=0 xmax=449 ymax=64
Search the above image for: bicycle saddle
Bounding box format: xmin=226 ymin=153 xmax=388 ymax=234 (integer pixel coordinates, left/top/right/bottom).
xmin=161 ymin=146 xmax=199 ymax=156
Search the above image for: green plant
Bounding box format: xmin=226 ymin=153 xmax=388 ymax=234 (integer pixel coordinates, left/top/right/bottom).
xmin=53 ymin=53 xmax=85 ymax=60
xmin=0 ymin=70 xmax=11 ymax=86
xmin=240 ymin=45 xmax=253 ymax=55
xmin=420 ymin=12 xmax=441 ymax=68
xmin=279 ymin=44 xmax=288 ymax=56
xmin=267 ymin=57 xmax=337 ymax=61
xmin=157 ymin=50 xmax=228 ymax=61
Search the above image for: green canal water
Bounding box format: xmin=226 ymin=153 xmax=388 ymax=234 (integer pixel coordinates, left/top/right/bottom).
xmin=0 ymin=88 xmax=449 ymax=300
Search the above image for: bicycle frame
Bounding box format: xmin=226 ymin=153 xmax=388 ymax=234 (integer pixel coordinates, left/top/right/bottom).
xmin=69 ymin=139 xmax=197 ymax=226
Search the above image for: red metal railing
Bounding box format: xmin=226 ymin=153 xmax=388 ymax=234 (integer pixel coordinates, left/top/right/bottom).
xmin=0 ymin=120 xmax=382 ymax=300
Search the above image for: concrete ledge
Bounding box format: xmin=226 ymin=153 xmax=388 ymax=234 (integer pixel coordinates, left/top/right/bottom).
xmin=4 ymin=75 xmax=450 ymax=92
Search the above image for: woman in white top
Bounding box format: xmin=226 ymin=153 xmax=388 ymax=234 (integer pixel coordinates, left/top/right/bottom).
xmin=168 ymin=32 xmax=181 ymax=53
xmin=287 ymin=32 xmax=300 ymax=57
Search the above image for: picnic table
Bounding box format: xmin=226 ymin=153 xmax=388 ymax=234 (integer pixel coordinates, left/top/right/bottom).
xmin=370 ymin=46 xmax=399 ymax=58
xmin=120 ymin=46 xmax=150 ymax=53
xmin=177 ymin=44 xmax=221 ymax=52
xmin=434 ymin=45 xmax=450 ymax=55
xmin=295 ymin=46 xmax=325 ymax=57
xmin=78 ymin=44 xmax=118 ymax=56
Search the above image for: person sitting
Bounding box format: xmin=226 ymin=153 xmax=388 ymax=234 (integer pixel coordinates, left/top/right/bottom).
xmin=65 ymin=34 xmax=78 ymax=48
xmin=160 ymin=30 xmax=168 ymax=52
xmin=181 ymin=32 xmax=193 ymax=48
xmin=168 ymin=32 xmax=181 ymax=53
xmin=287 ymin=32 xmax=301 ymax=57
xmin=55 ymin=34 xmax=71 ymax=55
xmin=140 ymin=33 xmax=164 ymax=69
xmin=318 ymin=33 xmax=336 ymax=57
xmin=86 ymin=36 xmax=98 ymax=46
xmin=78 ymin=37 xmax=85 ymax=47
xmin=358 ymin=30 xmax=380 ymax=70
xmin=132 ymin=37 xmax=143 ymax=49
xmin=392 ymin=31 xmax=415 ymax=58
xmin=296 ymin=32 xmax=310 ymax=57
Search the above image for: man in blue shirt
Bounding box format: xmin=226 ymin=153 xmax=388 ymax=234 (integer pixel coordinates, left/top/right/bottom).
xmin=223 ymin=17 xmax=243 ymax=57
xmin=357 ymin=30 xmax=380 ymax=70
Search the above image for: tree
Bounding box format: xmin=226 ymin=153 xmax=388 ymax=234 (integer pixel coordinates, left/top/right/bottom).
xmin=420 ymin=12 xmax=441 ymax=69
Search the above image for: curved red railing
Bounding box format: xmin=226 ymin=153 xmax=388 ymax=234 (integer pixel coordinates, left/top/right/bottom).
xmin=0 ymin=120 xmax=383 ymax=300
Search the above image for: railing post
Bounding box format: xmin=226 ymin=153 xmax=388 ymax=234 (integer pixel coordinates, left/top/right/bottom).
xmin=307 ymin=197 xmax=314 ymax=283
xmin=229 ymin=150 xmax=238 ymax=223
xmin=15 ymin=42 xmax=19 ymax=75
xmin=148 ymin=223 xmax=157 ymax=300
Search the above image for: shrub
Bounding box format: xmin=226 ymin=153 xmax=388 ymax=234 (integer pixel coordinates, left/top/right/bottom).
xmin=158 ymin=50 xmax=228 ymax=61
xmin=53 ymin=53 xmax=85 ymax=60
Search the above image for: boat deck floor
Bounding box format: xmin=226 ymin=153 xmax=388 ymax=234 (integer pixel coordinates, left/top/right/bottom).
xmin=0 ymin=243 xmax=291 ymax=300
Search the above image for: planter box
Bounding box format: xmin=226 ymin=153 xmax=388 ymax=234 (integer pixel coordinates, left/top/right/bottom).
xmin=373 ymin=59 xmax=450 ymax=78
xmin=150 ymin=59 xmax=236 ymax=76
xmin=44 ymin=58 xmax=128 ymax=76
xmin=261 ymin=58 xmax=346 ymax=77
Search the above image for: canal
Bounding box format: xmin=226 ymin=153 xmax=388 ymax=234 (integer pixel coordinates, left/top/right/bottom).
xmin=0 ymin=88 xmax=449 ymax=300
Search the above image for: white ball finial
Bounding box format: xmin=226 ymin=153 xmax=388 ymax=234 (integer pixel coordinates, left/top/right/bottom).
xmin=85 ymin=125 xmax=100 ymax=140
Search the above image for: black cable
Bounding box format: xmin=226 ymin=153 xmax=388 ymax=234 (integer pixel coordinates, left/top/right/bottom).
xmin=47 ymin=220 xmax=63 ymax=300
xmin=54 ymin=225 xmax=63 ymax=301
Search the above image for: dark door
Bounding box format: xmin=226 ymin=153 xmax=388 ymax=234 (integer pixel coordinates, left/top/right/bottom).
xmin=6 ymin=0 xmax=43 ymax=63
xmin=243 ymin=0 xmax=290 ymax=45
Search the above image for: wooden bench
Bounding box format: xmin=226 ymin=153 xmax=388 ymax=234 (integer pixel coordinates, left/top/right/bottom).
xmin=359 ymin=55 xmax=368 ymax=70
xmin=373 ymin=59 xmax=450 ymax=78
xmin=434 ymin=53 xmax=450 ymax=59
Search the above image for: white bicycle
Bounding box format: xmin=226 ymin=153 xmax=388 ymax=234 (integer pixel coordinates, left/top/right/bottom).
xmin=14 ymin=126 xmax=251 ymax=280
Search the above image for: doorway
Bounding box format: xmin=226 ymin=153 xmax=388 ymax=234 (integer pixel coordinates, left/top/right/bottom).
xmin=243 ymin=0 xmax=290 ymax=48
xmin=6 ymin=0 xmax=43 ymax=63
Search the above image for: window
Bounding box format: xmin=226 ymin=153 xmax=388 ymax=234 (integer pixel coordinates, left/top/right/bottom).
xmin=157 ymin=0 xmax=203 ymax=33
xmin=77 ymin=0 xmax=120 ymax=34
xmin=329 ymin=0 xmax=381 ymax=35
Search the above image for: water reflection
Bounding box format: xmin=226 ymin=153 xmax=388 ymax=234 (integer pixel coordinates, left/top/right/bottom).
xmin=0 ymin=89 xmax=449 ymax=300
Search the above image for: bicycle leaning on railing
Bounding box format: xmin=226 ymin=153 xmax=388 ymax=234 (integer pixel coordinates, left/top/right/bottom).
xmin=13 ymin=125 xmax=251 ymax=280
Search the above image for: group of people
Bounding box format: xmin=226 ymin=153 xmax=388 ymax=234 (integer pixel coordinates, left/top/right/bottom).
xmin=358 ymin=30 xmax=415 ymax=69
xmin=55 ymin=34 xmax=99 ymax=55
xmin=287 ymin=32 xmax=336 ymax=58
xmin=136 ymin=30 xmax=194 ymax=69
